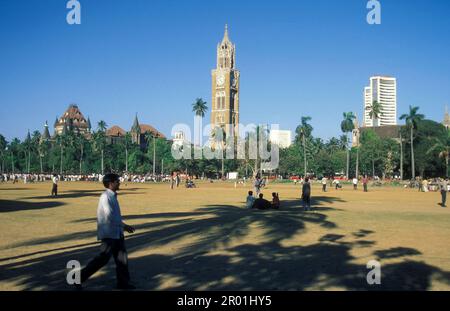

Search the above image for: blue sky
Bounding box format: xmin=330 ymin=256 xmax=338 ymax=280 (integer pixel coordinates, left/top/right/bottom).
xmin=0 ymin=0 xmax=449 ymax=142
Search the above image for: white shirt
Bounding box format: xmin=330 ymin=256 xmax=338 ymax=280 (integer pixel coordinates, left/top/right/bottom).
xmin=52 ymin=176 xmax=58 ymax=184
xmin=353 ymin=178 xmax=358 ymax=185
xmin=97 ymin=189 xmax=124 ymax=240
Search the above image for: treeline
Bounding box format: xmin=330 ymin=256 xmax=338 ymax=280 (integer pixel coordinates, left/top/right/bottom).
xmin=0 ymin=112 xmax=448 ymax=179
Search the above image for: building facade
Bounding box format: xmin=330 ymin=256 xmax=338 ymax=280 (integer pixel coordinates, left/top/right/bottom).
xmin=210 ymin=25 xmax=240 ymax=139
xmin=364 ymin=76 xmax=397 ymax=127
xmin=106 ymin=115 xmax=166 ymax=149
xmin=54 ymin=104 xmax=91 ymax=137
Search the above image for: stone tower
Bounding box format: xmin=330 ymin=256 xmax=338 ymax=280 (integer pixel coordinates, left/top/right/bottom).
xmin=210 ymin=25 xmax=240 ymax=139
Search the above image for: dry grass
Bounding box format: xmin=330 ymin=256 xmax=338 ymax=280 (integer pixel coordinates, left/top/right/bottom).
xmin=0 ymin=180 xmax=449 ymax=291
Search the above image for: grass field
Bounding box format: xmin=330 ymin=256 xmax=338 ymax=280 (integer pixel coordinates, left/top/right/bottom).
xmin=1 ymin=180 xmax=450 ymax=291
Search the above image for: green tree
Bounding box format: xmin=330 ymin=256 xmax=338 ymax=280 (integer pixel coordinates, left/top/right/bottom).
xmin=340 ymin=112 xmax=356 ymax=178
xmin=427 ymin=129 xmax=450 ymax=177
xmin=366 ymin=100 xmax=383 ymax=127
xmin=295 ymin=116 xmax=312 ymax=176
xmin=0 ymin=134 xmax=7 ymax=174
xmin=93 ymin=121 xmax=107 ymax=174
xmin=192 ymin=98 xmax=208 ymax=146
xmin=400 ymin=106 xmax=425 ymax=179
xmin=144 ymin=131 xmax=157 ymax=175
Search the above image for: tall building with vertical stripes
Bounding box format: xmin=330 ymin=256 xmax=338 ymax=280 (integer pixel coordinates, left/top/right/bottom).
xmin=363 ymin=76 xmax=397 ymax=127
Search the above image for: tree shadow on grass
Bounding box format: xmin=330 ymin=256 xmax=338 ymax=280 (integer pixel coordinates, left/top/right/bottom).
xmin=1 ymin=199 xmax=449 ymax=291
xmin=0 ymin=199 xmax=66 ymax=213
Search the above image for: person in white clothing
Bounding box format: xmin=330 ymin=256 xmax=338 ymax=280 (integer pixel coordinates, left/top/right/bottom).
xmin=51 ymin=174 xmax=58 ymax=196
xmin=78 ymin=173 xmax=136 ymax=290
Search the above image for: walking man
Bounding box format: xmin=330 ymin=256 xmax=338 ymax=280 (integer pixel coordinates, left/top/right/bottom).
xmin=254 ymin=175 xmax=261 ymax=197
xmin=362 ymin=175 xmax=368 ymax=192
xmin=440 ymin=178 xmax=448 ymax=208
xmin=51 ymin=174 xmax=58 ymax=197
xmin=302 ymin=177 xmax=311 ymax=211
xmin=352 ymin=177 xmax=358 ymax=190
xmin=78 ymin=173 xmax=136 ymax=290
xmin=322 ymin=177 xmax=327 ymax=192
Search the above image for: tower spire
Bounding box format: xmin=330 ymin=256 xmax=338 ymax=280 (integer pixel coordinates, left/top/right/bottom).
xmin=223 ymin=24 xmax=229 ymax=42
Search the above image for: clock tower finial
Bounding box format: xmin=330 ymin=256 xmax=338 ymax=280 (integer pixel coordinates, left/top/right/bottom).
xmin=224 ymin=24 xmax=229 ymax=42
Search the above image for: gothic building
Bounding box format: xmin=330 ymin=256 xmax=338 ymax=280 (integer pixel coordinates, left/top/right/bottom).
xmin=210 ymin=25 xmax=240 ymax=138
xmin=54 ymin=104 xmax=91 ymax=137
xmin=106 ymin=114 xmax=166 ymax=149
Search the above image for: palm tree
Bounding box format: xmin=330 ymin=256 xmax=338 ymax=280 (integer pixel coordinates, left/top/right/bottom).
xmin=399 ymin=131 xmax=404 ymax=180
xmin=97 ymin=120 xmax=107 ymax=132
xmin=144 ymin=131 xmax=157 ymax=175
xmin=75 ymin=134 xmax=86 ymax=174
xmin=295 ymin=116 xmax=312 ymax=176
xmin=9 ymin=138 xmax=21 ymax=174
xmin=400 ymin=106 xmax=425 ymax=179
xmin=24 ymin=130 xmax=32 ymax=173
xmin=341 ymin=112 xmax=356 ymax=179
xmin=0 ymin=134 xmax=7 ymax=174
xmin=55 ymin=133 xmax=67 ymax=175
xmin=192 ymin=98 xmax=208 ymax=146
xmin=94 ymin=121 xmax=107 ymax=174
xmin=123 ymin=132 xmax=132 ymax=172
xmin=366 ymin=100 xmax=383 ymax=127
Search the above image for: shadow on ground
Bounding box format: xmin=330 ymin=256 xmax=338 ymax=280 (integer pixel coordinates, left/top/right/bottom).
xmin=0 ymin=199 xmax=66 ymax=213
xmin=1 ymin=196 xmax=449 ymax=291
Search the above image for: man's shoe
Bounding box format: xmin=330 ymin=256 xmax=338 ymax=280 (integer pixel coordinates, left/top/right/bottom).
xmin=117 ymin=283 xmax=136 ymax=290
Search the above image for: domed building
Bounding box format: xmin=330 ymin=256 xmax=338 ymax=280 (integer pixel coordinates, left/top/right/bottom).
xmin=54 ymin=104 xmax=91 ymax=137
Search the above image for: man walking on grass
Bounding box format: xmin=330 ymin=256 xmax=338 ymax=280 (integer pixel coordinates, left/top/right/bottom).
xmin=440 ymin=178 xmax=448 ymax=208
xmin=51 ymin=174 xmax=58 ymax=197
xmin=77 ymin=173 xmax=136 ymax=290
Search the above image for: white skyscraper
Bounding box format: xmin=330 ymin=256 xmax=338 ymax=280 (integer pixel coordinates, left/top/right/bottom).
xmin=364 ymin=76 xmax=397 ymax=127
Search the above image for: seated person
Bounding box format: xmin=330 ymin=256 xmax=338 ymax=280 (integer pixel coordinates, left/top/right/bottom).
xmin=271 ymin=192 xmax=280 ymax=209
xmin=252 ymin=193 xmax=271 ymax=210
xmin=246 ymin=191 xmax=255 ymax=209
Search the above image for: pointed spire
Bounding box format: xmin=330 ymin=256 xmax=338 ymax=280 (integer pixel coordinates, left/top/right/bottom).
xmin=222 ymin=24 xmax=230 ymax=43
xmin=132 ymin=113 xmax=140 ymax=133
xmin=42 ymin=121 xmax=51 ymax=140
xmin=87 ymin=116 xmax=92 ymax=130
xmin=54 ymin=116 xmax=59 ymax=128
xmin=26 ymin=129 xmax=31 ymax=141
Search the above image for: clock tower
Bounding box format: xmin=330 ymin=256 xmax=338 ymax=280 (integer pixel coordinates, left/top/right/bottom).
xmin=211 ymin=25 xmax=240 ymax=139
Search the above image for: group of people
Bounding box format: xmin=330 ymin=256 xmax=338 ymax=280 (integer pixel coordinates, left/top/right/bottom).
xmin=320 ymin=176 xmax=369 ymax=192
xmin=246 ymin=191 xmax=280 ymax=210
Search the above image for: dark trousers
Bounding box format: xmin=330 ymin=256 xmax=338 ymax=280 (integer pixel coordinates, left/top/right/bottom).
xmin=51 ymin=184 xmax=58 ymax=196
xmin=302 ymin=195 xmax=311 ymax=210
xmin=441 ymin=191 xmax=447 ymax=207
xmin=322 ymin=184 xmax=326 ymax=192
xmin=363 ymin=184 xmax=368 ymax=192
xmin=81 ymin=237 xmax=130 ymax=286
xmin=353 ymin=184 xmax=357 ymax=190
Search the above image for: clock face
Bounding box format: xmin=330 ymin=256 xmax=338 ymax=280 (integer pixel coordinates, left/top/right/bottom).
xmin=216 ymin=74 xmax=225 ymax=86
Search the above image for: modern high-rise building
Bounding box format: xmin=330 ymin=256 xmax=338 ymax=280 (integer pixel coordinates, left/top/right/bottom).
xmin=363 ymin=76 xmax=397 ymax=127
xmin=210 ymin=25 xmax=240 ymax=138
